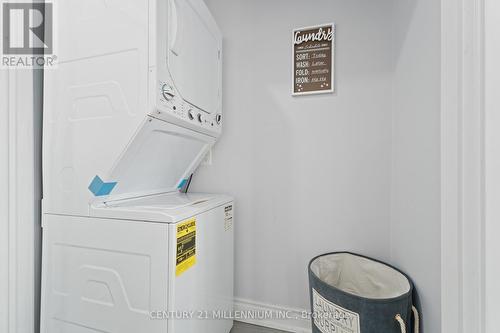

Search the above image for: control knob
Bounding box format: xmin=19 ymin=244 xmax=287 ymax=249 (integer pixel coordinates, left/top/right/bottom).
xmin=161 ymin=84 xmax=175 ymax=101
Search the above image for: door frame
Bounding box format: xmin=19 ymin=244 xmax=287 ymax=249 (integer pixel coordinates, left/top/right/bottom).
xmin=0 ymin=14 xmax=41 ymax=333
xmin=441 ymin=0 xmax=485 ymax=332
xmin=0 ymin=68 xmax=39 ymax=333
xmin=483 ymin=0 xmax=500 ymax=331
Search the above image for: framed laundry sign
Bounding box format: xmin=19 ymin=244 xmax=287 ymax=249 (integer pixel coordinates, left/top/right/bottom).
xmin=292 ymin=23 xmax=335 ymax=96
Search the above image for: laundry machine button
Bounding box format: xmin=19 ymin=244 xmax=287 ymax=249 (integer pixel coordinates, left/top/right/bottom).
xmin=161 ymin=84 xmax=175 ymax=100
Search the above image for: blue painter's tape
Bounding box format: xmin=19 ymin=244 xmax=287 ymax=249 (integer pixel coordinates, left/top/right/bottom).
xmin=97 ymin=182 xmax=117 ymax=196
xmin=177 ymin=178 xmax=188 ymax=189
xmin=88 ymin=175 xmax=117 ymax=197
xmin=88 ymin=176 xmax=104 ymax=195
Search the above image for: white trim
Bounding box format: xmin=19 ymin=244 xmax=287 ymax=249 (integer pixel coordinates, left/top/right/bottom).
xmin=0 ymin=34 xmax=38 ymax=333
xmin=234 ymin=298 xmax=311 ymax=333
xmin=441 ymin=0 xmax=485 ymax=332
xmin=483 ymin=1 xmax=500 ymax=331
xmin=0 ymin=62 xmax=10 ymax=333
xmin=0 ymin=69 xmax=38 ymax=333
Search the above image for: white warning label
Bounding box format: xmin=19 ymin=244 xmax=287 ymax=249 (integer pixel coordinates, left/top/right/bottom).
xmin=312 ymin=289 xmax=360 ymax=333
xmin=224 ymin=205 xmax=233 ymax=231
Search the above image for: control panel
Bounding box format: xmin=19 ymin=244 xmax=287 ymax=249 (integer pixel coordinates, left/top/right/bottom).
xmin=156 ymin=80 xmax=222 ymax=136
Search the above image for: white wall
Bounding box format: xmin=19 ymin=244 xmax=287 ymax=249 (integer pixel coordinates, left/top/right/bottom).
xmin=391 ymin=0 xmax=442 ymax=332
xmin=194 ymin=0 xmax=441 ymax=331
xmin=194 ymin=0 xmax=394 ymax=316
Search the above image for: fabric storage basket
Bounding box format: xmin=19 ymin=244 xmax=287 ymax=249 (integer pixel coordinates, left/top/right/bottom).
xmin=308 ymin=252 xmax=419 ymax=333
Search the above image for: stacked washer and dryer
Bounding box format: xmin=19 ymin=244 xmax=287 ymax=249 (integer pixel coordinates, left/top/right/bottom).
xmin=40 ymin=1 xmax=233 ymax=333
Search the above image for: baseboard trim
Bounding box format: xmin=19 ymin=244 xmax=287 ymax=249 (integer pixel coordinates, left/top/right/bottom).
xmin=234 ymin=298 xmax=311 ymax=333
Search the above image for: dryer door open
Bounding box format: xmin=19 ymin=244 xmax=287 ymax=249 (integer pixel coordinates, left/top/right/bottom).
xmin=167 ymin=0 xmax=222 ymax=115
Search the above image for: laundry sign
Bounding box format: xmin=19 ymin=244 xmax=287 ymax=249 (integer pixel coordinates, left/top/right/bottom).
xmin=292 ymin=23 xmax=335 ymax=95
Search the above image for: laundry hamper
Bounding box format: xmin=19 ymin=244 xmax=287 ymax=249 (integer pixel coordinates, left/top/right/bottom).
xmin=308 ymin=252 xmax=419 ymax=333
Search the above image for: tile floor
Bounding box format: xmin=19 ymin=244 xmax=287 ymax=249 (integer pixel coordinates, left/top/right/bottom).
xmin=230 ymin=321 xmax=290 ymax=333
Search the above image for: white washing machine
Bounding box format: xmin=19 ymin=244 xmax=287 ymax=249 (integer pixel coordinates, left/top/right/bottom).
xmin=41 ymin=193 xmax=234 ymax=333
xmin=40 ymin=0 xmax=233 ymax=332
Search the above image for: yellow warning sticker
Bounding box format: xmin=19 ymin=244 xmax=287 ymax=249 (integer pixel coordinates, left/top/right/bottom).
xmin=176 ymin=218 xmax=196 ymax=276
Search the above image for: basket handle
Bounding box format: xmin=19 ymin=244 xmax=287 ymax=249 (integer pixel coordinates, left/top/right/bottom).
xmin=395 ymin=306 xmax=420 ymax=333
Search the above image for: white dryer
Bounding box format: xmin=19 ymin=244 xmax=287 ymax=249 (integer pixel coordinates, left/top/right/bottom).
xmin=40 ymin=1 xmax=233 ymax=332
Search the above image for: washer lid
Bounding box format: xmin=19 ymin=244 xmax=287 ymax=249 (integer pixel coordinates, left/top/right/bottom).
xmin=105 ymin=192 xmax=214 ymax=210
xmin=100 ymin=117 xmax=215 ymax=201
xmin=91 ymin=192 xmax=233 ymax=223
